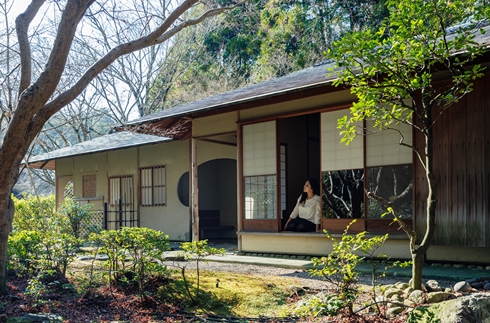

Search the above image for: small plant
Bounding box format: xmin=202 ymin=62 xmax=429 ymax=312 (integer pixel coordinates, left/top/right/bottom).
xmin=295 ymin=293 xmax=344 ymax=317
xmin=308 ymin=220 xmax=389 ymax=316
xmin=177 ymin=240 xmax=225 ymax=304
xmin=118 ymin=227 xmax=170 ymax=297
xmin=25 ymin=275 xmax=47 ymax=306
xmin=89 ymin=227 xmax=170 ymax=298
xmin=49 ymin=233 xmax=85 ymax=277
xmin=58 ymin=197 xmax=96 ymax=239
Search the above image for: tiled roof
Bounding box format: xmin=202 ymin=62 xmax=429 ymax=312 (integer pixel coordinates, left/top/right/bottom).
xmin=26 ymin=132 xmax=172 ymax=169
xmin=125 ymin=61 xmax=339 ymax=125
xmin=125 ymin=23 xmax=490 ymax=126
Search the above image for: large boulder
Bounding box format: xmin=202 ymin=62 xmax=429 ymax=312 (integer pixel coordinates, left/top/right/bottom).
xmin=407 ymin=293 xmax=490 ymax=323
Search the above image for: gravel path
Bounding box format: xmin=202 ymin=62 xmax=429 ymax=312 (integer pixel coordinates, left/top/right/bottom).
xmin=167 ymin=259 xmax=456 ymax=291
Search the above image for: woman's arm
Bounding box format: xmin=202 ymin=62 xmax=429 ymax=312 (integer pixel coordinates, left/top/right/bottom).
xmin=285 ymin=196 xmax=301 ymax=230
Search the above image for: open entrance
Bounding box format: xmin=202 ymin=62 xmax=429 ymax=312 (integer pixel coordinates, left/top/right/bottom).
xmin=241 ymin=114 xmax=320 ymax=232
xmin=279 ymin=114 xmax=321 ymax=230
xmin=178 ymin=158 xmax=237 ymax=241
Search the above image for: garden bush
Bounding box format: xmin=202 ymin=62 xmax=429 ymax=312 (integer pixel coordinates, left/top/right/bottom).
xmin=89 ymin=227 xmax=170 ymax=297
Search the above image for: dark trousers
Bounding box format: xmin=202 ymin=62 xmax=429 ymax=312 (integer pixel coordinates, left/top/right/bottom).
xmin=285 ymin=217 xmax=316 ymax=232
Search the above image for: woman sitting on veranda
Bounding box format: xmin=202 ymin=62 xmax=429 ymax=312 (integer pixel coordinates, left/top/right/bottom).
xmin=284 ymin=178 xmax=321 ymax=232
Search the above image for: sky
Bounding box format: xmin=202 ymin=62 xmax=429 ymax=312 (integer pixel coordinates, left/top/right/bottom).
xmin=9 ymin=1 xmax=28 ymax=16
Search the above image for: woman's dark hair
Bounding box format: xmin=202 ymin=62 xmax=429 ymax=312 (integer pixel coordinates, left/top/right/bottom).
xmin=299 ymin=178 xmax=320 ymax=205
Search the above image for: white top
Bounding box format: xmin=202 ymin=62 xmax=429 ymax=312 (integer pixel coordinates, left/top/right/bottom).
xmin=289 ymin=194 xmax=321 ymax=225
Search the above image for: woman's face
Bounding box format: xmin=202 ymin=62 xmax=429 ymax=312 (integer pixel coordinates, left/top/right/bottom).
xmin=303 ymin=181 xmax=313 ymax=194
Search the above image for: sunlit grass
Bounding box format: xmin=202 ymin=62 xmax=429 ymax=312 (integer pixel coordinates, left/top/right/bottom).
xmin=181 ymin=270 xmax=294 ymax=317
xmin=67 ymin=259 xmax=302 ymax=319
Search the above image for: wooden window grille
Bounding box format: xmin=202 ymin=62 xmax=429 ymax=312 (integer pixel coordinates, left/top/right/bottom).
xmin=140 ymin=165 xmax=166 ymax=206
xmin=83 ymin=174 xmax=97 ymax=198
xmin=109 ymin=175 xmax=133 ymax=207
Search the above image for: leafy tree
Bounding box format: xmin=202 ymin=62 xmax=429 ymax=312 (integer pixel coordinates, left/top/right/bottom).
xmin=252 ymin=0 xmax=389 ymax=81
xmin=147 ymin=1 xmax=264 ymax=112
xmin=0 ymin=0 xmax=246 ymax=294
xmin=148 ymin=0 xmax=389 ymax=111
xmin=329 ymin=0 xmax=489 ymax=289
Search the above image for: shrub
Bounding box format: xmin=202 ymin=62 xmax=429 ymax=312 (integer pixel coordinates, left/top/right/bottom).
xmin=308 ymin=220 xmax=388 ymax=316
xmin=89 ymin=227 xmax=170 ymax=298
xmin=7 ymin=230 xmax=43 ymax=274
xmin=42 ymin=232 xmax=85 ymax=276
xmin=12 ymin=194 xmax=58 ymax=232
xmin=57 ymin=197 xmax=98 ymax=239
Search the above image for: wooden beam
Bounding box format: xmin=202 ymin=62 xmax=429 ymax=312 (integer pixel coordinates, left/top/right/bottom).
xmin=191 ymin=136 xmax=199 ymax=241
xmin=198 ymin=138 xmax=237 ymax=147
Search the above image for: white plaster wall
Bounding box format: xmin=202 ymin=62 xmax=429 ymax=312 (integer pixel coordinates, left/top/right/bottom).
xmin=193 ymin=112 xmax=237 ymax=137
xmin=107 ymin=148 xmax=138 ymax=177
xmin=56 ymin=157 xmax=74 ymax=177
xmin=240 ymin=232 xmax=412 ymax=259
xmin=73 ymin=153 xmax=109 ymax=199
xmin=196 ymin=140 xmax=236 ymax=162
xmin=138 ymin=141 xmax=191 ymax=241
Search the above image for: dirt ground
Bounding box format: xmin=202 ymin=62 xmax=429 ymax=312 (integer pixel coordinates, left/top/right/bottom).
xmin=0 ymin=261 xmax=457 ymax=323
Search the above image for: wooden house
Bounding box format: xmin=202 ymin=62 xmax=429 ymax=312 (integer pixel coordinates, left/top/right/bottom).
xmin=28 ymin=26 xmax=490 ymax=264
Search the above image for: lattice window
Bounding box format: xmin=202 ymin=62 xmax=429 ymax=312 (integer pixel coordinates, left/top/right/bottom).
xmin=244 ymin=175 xmax=276 ymax=219
xmin=83 ymin=174 xmax=96 ymax=198
xmin=140 ymin=165 xmax=166 ymax=206
xmin=80 ymin=211 xmax=104 ymax=238
xmin=64 ymin=181 xmax=74 ymax=199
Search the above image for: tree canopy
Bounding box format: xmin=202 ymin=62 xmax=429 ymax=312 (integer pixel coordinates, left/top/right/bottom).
xmin=329 ymin=0 xmax=489 ymax=289
xmin=147 ymin=0 xmax=389 ymax=111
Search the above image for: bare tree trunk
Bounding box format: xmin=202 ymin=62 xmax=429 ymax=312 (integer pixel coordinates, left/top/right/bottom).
xmin=0 ymin=196 xmax=14 ymax=294
xmin=0 ymin=0 xmax=246 ymax=294
xmin=411 ymin=250 xmax=424 ymax=290
xmin=410 ymin=113 xmax=437 ymax=290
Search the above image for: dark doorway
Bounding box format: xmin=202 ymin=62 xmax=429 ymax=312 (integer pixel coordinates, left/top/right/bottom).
xmin=279 ymin=113 xmax=321 ymax=228
xmin=177 ymin=158 xmax=237 ymax=241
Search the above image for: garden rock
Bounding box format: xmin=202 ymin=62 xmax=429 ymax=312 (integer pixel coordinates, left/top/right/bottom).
xmin=425 ymin=291 xmax=454 ymax=304
xmin=6 ymin=314 xmax=64 ymax=323
xmin=386 ymin=306 xmax=404 ymax=316
xmin=403 ymin=286 xmax=414 ymax=298
xmin=408 ymin=289 xmax=424 ymax=303
xmin=384 ymin=287 xmax=402 ymax=298
xmin=407 ymin=293 xmax=490 ymax=323
xmin=426 ymin=279 xmax=442 ymax=292
xmin=454 ymin=281 xmax=471 ymax=293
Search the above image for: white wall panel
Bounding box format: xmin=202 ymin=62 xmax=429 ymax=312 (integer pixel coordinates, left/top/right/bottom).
xmin=366 ymin=121 xmax=412 ymax=166
xmin=243 ymin=121 xmax=276 ymax=176
xmin=321 ymin=110 xmax=363 ymax=171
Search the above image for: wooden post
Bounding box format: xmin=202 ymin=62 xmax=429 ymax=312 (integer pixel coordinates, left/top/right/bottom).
xmin=191 ymin=137 xmax=199 ymax=241
xmin=237 ymin=120 xmax=243 ymax=251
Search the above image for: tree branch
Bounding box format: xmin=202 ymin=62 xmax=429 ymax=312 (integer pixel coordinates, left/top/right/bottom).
xmin=29 ymin=0 xmax=246 ymax=137
xmin=15 ymin=0 xmax=46 ymax=96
